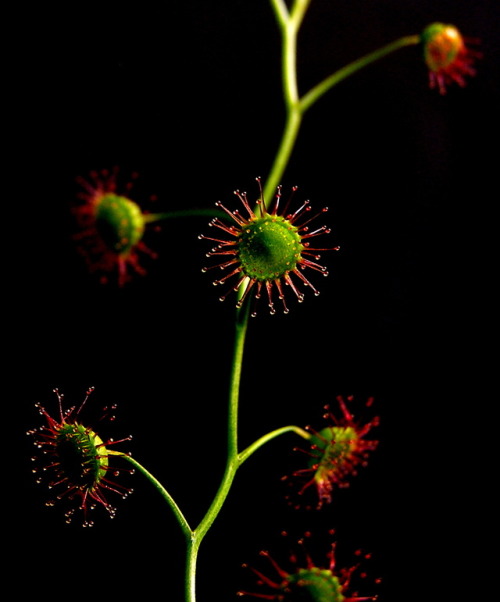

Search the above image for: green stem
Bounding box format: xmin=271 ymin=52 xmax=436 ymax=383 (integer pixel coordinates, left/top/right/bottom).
xmin=269 ymin=0 xmax=288 ymax=28
xmin=238 ymin=425 xmax=311 ymax=465
xmin=264 ymin=0 xmax=311 ymax=205
xmin=300 ymin=35 xmax=421 ymax=112
xmin=143 ymin=208 xmax=225 ymax=224
xmin=185 ymin=537 xmax=199 ymax=602
xmin=263 ymin=108 xmax=302 ymax=207
xmin=113 ymin=451 xmax=192 ymax=539
xmin=265 ymin=2 xmax=420 ymax=206
xmin=130 ymin=5 xmax=421 ymax=600
xmin=184 ymin=303 xmax=250 ymax=602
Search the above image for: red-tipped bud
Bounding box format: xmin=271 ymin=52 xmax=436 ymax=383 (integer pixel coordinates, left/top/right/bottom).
xmin=421 ymin=23 xmax=480 ymax=94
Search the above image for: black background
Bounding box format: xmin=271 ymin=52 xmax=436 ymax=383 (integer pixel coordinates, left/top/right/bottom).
xmin=8 ymin=1 xmax=498 ymax=600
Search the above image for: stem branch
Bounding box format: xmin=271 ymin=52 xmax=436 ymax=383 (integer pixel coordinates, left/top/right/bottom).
xmin=148 ymin=3 xmax=421 ymax=599
xmin=115 ymin=452 xmax=192 ymax=538
xmin=300 ymin=35 xmax=421 ymax=113
xmin=238 ymin=425 xmax=311 ymax=465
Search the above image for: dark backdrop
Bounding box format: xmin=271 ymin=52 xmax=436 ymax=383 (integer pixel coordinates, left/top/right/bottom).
xmin=7 ymin=1 xmax=498 ymax=600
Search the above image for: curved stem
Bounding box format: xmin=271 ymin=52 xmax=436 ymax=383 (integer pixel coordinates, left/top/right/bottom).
xmin=265 ymin=0 xmax=311 ymax=206
xmin=184 ymin=303 xmax=250 ymax=602
xmin=269 ymin=0 xmax=288 ymax=29
xmin=263 ymin=16 xmax=420 ymax=206
xmin=170 ymin=6 xmax=420 ymax=600
xmin=238 ymin=425 xmax=311 ymax=465
xmin=300 ymin=35 xmax=421 ymax=113
xmin=290 ymin=0 xmax=312 ymax=25
xmin=114 ymin=451 xmax=192 ymax=538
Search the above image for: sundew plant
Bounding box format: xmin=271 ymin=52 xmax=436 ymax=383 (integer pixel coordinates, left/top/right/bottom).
xmin=21 ymin=1 xmax=490 ymax=601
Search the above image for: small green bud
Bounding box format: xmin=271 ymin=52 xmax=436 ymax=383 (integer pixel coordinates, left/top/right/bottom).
xmin=74 ymin=168 xmax=157 ymax=285
xmin=94 ymin=193 xmax=145 ymax=256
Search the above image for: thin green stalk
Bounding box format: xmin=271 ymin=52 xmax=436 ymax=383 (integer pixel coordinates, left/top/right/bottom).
xmin=184 ymin=303 xmax=250 ymax=602
xmin=265 ymin=0 xmax=420 ymax=206
xmin=269 ymin=0 xmax=288 ymax=28
xmin=124 ymin=6 xmax=422 ymax=602
xmin=238 ymin=425 xmax=311 ymax=465
xmin=263 ymin=108 xmax=302 ymax=206
xmin=185 ymin=537 xmax=200 ymax=602
xmin=300 ymin=35 xmax=421 ymax=112
xmin=265 ymin=0 xmax=311 ymax=205
xmin=113 ymin=451 xmax=192 ymax=538
xmin=143 ymin=208 xmax=225 ymax=223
